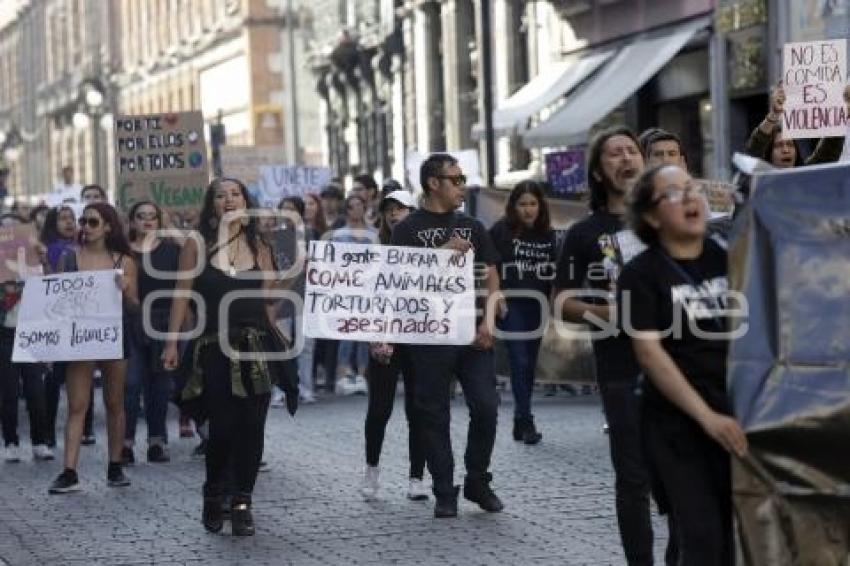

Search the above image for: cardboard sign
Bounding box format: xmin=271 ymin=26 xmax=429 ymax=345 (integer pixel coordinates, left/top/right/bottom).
xmin=12 ymin=270 xmax=123 ymax=362
xmin=302 ymin=241 xmax=476 ymax=345
xmin=254 ymin=165 xmax=332 ymax=207
xmin=220 ymin=145 xmax=285 ymax=193
xmin=114 ymin=112 xmax=210 ymax=213
xmin=0 ymin=224 xmax=43 ymax=282
xmin=695 ymin=178 xmax=736 ymax=219
xmin=545 ymin=148 xmax=587 ymax=196
xmin=782 ymin=39 xmax=849 ymax=138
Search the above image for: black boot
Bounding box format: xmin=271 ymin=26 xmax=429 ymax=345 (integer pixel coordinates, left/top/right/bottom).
xmin=522 ymin=417 xmax=542 ymax=445
xmin=202 ymin=496 xmax=224 ymax=533
xmin=433 ymin=486 xmax=460 ymax=518
xmin=231 ymin=496 xmax=255 ymax=536
xmin=512 ymin=418 xmax=528 ymax=441
xmin=463 ymin=473 xmax=504 ymax=513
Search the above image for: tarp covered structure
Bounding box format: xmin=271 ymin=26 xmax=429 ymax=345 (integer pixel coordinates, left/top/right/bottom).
xmin=728 ymin=162 xmax=850 ymax=565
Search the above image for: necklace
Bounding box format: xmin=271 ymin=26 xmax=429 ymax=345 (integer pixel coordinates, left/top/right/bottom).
xmin=227 ymin=234 xmax=241 ymax=276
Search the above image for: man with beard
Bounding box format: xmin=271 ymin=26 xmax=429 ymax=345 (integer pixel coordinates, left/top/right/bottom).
xmin=555 ymin=127 xmax=674 ymax=566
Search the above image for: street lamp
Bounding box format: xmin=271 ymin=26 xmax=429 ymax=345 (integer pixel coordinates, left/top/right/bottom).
xmin=72 ymin=79 xmax=109 ymax=183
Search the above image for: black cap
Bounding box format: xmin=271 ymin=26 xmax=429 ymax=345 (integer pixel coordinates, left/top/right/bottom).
xmin=320 ymin=184 xmax=344 ymax=200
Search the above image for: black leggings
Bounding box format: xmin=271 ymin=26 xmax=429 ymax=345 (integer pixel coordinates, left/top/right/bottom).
xmin=201 ymin=346 xmax=270 ymax=500
xmin=0 ymin=329 xmax=48 ymax=446
xmin=364 ymin=346 xmax=425 ymax=479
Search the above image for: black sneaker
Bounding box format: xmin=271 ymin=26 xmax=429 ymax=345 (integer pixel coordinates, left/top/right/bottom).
xmin=81 ymin=435 xmax=96 ymax=446
xmin=107 ymin=464 xmax=131 ymax=488
xmin=202 ymin=497 xmax=224 ymax=533
xmin=512 ymin=418 xmax=527 ymax=441
xmin=48 ymin=469 xmax=81 ymax=494
xmin=523 ymin=418 xmax=542 ymax=445
xmin=147 ymin=444 xmax=170 ymax=463
xmin=230 ymin=498 xmax=255 ymax=536
xmin=433 ymin=486 xmax=459 ymax=518
xmin=463 ymin=474 xmax=504 ymax=513
xmin=121 ymin=446 xmax=135 ymax=465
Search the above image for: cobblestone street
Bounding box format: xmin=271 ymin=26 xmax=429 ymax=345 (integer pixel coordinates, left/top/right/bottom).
xmin=0 ymin=391 xmax=667 ymax=565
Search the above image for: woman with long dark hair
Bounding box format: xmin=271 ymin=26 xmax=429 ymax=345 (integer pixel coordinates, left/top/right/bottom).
xmin=618 ymin=164 xmax=747 ymax=565
xmin=121 ymin=201 xmax=181 ymax=464
xmin=489 ymin=181 xmax=556 ymax=444
xmin=49 ymin=202 xmax=139 ymax=493
xmin=161 ymin=178 xmax=285 ymax=536
xmin=360 ymin=190 xmax=428 ymax=501
xmin=302 ymin=192 xmax=328 ymax=236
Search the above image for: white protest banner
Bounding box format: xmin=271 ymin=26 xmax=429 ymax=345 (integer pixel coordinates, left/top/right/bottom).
xmin=405 ymin=149 xmax=484 ymax=192
xmin=782 ymin=39 xmax=849 ymax=138
xmin=255 ymin=165 xmax=332 ymax=207
xmin=303 ymin=241 xmax=476 ymax=345
xmin=12 ymin=270 xmax=123 ymax=362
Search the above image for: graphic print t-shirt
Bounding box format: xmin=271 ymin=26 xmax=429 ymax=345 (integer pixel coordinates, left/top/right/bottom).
xmin=488 ymin=219 xmax=556 ymax=297
xmin=554 ymin=210 xmax=640 ymax=382
xmin=616 ymin=238 xmax=731 ymax=416
xmin=391 ymin=208 xmax=499 ymax=327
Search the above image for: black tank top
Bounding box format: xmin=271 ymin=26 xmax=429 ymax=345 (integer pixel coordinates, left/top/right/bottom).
xmin=193 ymin=254 xmax=267 ymax=334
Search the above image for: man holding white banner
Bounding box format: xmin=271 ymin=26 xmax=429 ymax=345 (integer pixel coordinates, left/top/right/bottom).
xmin=390 ymin=153 xmax=504 ymax=519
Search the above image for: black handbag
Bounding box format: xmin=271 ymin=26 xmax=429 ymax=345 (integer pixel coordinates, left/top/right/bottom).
xmin=265 ymin=326 xmax=299 ymax=416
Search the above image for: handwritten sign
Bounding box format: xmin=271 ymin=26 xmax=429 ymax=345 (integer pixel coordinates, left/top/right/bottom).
xmin=254 ymin=165 xmax=332 ymax=207
xmin=695 ymin=179 xmax=736 ymax=219
xmin=12 ymin=270 xmax=123 ymax=362
xmin=545 ymin=148 xmax=587 ymax=196
xmin=782 ymin=39 xmax=848 ymax=138
xmin=303 ymin=241 xmax=475 ymax=345
xmin=0 ymin=224 xmax=42 ymax=282
xmin=114 ymin=112 xmax=210 ymax=213
xmin=220 ymin=145 xmax=285 ymax=194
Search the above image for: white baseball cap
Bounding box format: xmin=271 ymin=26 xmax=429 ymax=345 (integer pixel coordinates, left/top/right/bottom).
xmin=380 ymin=190 xmax=416 ymax=210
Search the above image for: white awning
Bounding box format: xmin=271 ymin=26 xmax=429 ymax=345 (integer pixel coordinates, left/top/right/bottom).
xmin=522 ymin=17 xmax=710 ymax=148
xmin=472 ymin=50 xmax=614 ymax=138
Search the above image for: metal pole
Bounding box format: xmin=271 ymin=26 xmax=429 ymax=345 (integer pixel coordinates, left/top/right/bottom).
xmin=480 ymin=0 xmax=496 ymax=188
xmin=287 ymin=0 xmax=300 ymax=163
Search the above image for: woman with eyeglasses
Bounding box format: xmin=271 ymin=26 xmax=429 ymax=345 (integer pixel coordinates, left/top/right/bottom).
xmin=161 ymin=178 xmax=287 ymax=536
xmin=120 ymin=201 xmax=182 ymax=465
xmin=40 ymin=205 xmax=96 ymax=449
xmin=49 ymin=202 xmax=139 ymax=494
xmin=617 ymin=164 xmax=747 ymax=565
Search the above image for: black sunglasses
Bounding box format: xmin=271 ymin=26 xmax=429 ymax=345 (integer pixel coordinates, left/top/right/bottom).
xmin=79 ymin=217 xmax=101 ymax=228
xmin=437 ymin=174 xmax=467 ymax=187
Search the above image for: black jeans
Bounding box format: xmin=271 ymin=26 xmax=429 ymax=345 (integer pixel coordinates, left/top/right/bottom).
xmin=599 ymin=379 xmax=661 ymax=566
xmin=407 ymin=344 xmax=499 ymax=498
xmin=364 ymin=345 xmax=425 ymax=479
xmin=644 ymin=413 xmax=733 ymax=566
xmin=201 ymin=346 xmax=270 ymax=500
xmin=45 ymin=362 xmax=94 ymax=446
xmin=0 ymin=328 xmax=48 ymax=446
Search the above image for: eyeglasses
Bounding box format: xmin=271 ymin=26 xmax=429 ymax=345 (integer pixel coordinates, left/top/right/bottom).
xmin=79 ymin=217 xmax=101 ymax=228
xmin=437 ymin=174 xmax=467 ymax=187
xmin=134 ymin=212 xmax=158 ymax=221
xmin=652 ymin=185 xmax=705 ymax=206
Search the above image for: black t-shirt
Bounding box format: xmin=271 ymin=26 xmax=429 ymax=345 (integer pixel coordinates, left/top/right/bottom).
xmin=617 ymin=238 xmax=730 ymax=417
xmin=554 ymin=210 xmax=640 ymax=382
xmin=391 ymin=208 xmax=499 ymax=326
xmin=488 ymin=218 xmax=556 ymax=297
xmin=136 ymin=240 xmax=181 ymax=311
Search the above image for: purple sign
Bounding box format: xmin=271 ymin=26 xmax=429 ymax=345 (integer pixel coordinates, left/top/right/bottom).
xmin=545 ymin=148 xmax=587 ymax=197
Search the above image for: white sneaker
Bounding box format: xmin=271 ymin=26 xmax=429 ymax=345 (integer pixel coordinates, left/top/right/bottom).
xmin=361 ymin=466 xmax=379 ymax=501
xmin=33 ymin=444 xmax=55 ymax=461
xmin=4 ymin=444 xmax=21 ymax=463
xmin=300 ymin=391 xmax=316 ymax=404
xmin=352 ymin=375 xmax=368 ymax=395
xmin=335 ymin=378 xmax=357 ymax=396
xmin=406 ymin=478 xmax=429 ymax=501
xmin=270 ymin=390 xmax=285 ymax=408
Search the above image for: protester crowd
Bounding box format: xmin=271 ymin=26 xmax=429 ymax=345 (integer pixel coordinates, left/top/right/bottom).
xmin=0 ymin=83 xmax=843 ymax=564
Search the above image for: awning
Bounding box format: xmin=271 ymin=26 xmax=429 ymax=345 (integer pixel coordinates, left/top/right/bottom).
xmin=472 ymin=50 xmax=614 ymax=139
xmin=522 ymin=17 xmax=710 ymax=148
